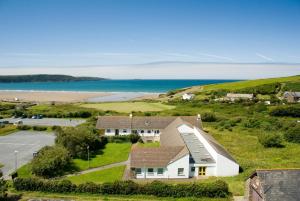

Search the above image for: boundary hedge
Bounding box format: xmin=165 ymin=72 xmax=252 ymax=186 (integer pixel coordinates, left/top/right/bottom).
xmin=13 ymin=178 xmax=229 ymax=198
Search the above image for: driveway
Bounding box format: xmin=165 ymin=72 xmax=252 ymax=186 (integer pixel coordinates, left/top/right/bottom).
xmin=0 ymin=118 xmax=85 ymax=127
xmin=0 ymin=131 xmax=55 ymax=177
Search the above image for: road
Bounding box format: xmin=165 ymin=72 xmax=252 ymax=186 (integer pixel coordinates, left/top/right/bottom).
xmin=0 ymin=118 xmax=85 ymax=127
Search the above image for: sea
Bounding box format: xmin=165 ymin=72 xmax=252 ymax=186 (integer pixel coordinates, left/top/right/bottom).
xmin=0 ymin=79 xmax=239 ymax=93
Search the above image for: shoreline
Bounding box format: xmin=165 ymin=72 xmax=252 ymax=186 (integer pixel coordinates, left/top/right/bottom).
xmin=0 ymin=90 xmax=160 ymax=103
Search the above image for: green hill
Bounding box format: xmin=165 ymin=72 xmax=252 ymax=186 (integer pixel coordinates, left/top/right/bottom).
xmin=0 ymin=74 xmax=106 ymax=83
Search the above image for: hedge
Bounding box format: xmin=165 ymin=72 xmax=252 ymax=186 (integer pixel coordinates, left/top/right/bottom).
xmin=13 ymin=178 xmax=229 ymax=198
xmin=270 ymin=106 xmax=300 ymax=117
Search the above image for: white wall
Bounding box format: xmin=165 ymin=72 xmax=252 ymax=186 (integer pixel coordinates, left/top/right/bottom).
xmin=135 ymin=167 xmax=168 ymax=179
xmin=166 ymin=154 xmax=190 ymax=179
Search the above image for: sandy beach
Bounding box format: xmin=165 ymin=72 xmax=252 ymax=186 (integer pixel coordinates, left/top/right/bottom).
xmin=0 ymin=90 xmax=159 ymax=103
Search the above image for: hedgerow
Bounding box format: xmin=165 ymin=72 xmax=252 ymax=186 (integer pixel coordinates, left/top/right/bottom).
xmin=13 ymin=178 xmax=229 ymax=198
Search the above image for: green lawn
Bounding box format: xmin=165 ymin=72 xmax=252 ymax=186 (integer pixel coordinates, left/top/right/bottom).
xmin=13 ymin=191 xmax=232 ymax=201
xmin=16 ymin=164 xmax=32 ymax=178
xmin=73 ymin=143 xmax=131 ymax=171
xmin=136 ymin=142 xmax=160 ymax=148
xmin=67 ymin=165 xmax=125 ymax=184
xmin=0 ymin=125 xmax=17 ymax=136
xmin=80 ymin=102 xmax=175 ymax=113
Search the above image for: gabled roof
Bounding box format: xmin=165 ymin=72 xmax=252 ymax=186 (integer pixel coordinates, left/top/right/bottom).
xmin=96 ymin=116 xmax=201 ymax=129
xmin=226 ymin=93 xmax=254 ymax=98
xmin=130 ymin=146 xmax=188 ymax=168
xmin=249 ymin=169 xmax=300 ymax=201
xmin=284 ymin=91 xmax=300 ymax=98
xmin=195 ymin=127 xmax=237 ymax=163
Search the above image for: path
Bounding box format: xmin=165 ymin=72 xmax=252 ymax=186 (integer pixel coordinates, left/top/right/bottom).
xmin=66 ymin=160 xmax=129 ymax=177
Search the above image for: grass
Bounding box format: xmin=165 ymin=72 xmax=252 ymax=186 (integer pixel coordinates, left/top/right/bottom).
xmin=73 ymin=143 xmax=131 ymax=171
xmin=12 ymin=191 xmax=232 ymax=201
xmin=80 ymin=102 xmax=175 ymax=113
xmin=67 ymin=165 xmax=126 ymax=184
xmin=0 ymin=125 xmax=17 ymax=136
xmin=16 ymin=164 xmax=32 ymax=178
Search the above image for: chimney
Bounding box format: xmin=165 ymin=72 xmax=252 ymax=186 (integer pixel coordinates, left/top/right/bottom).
xmin=129 ymin=113 xmax=133 ymax=118
xmin=197 ymin=114 xmax=201 ymax=121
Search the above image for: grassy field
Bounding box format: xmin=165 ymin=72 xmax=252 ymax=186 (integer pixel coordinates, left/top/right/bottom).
xmin=80 ymin=102 xmax=175 ymax=113
xmin=68 ymin=165 xmax=126 ymax=184
xmin=17 ymin=164 xmax=32 ymax=178
xmin=0 ymin=125 xmax=17 ymax=136
xmin=73 ymin=143 xmax=131 ymax=171
xmin=13 ymin=191 xmax=232 ymax=201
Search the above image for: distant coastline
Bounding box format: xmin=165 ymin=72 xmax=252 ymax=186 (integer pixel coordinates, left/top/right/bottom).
xmin=0 ymin=74 xmax=106 ymax=83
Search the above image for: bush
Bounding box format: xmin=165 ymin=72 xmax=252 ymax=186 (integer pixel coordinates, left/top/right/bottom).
xmin=31 ymin=146 xmax=71 ymax=177
xmin=284 ymin=126 xmax=300 ymax=143
xmin=243 ymin=118 xmax=260 ymax=128
xmin=32 ymin=125 xmax=48 ymax=131
xmin=201 ymin=112 xmax=217 ymax=122
xmin=129 ymin=134 xmax=141 ymax=143
xmin=17 ymin=125 xmax=32 ymax=130
xmin=55 ymin=127 xmax=106 ymax=158
xmin=106 ymin=136 xmax=131 ymax=143
xmin=270 ymin=106 xmax=300 ymax=117
xmin=0 ymin=171 xmax=7 ymax=199
xmin=13 ymin=178 xmax=229 ymax=198
xmin=259 ymin=133 xmax=284 ymax=148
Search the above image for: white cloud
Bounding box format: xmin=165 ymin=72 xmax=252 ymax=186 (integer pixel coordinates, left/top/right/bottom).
xmin=255 ymin=53 xmax=274 ymax=62
xmin=197 ymin=53 xmax=235 ymax=62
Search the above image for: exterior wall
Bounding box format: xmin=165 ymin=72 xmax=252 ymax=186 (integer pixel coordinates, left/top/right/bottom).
xmin=166 ymin=154 xmax=190 ymax=179
xmin=189 ymin=163 xmax=216 ymax=177
xmin=137 ymin=129 xmax=160 ymax=137
xmin=193 ymin=127 xmax=239 ymax=176
xmin=104 ymin=128 xmax=116 ymax=136
xmin=135 ymin=167 xmax=168 ymax=179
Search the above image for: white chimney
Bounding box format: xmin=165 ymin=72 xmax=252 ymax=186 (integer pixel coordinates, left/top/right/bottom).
xmin=129 ymin=113 xmax=133 ymax=118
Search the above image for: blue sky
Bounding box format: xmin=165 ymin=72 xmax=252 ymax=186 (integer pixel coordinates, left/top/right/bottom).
xmin=0 ymin=0 xmax=299 ymax=78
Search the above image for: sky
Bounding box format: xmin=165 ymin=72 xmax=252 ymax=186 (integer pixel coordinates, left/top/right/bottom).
xmin=0 ymin=0 xmax=300 ymax=78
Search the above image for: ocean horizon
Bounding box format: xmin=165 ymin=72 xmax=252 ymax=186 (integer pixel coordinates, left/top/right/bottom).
xmin=0 ymin=79 xmax=240 ymax=93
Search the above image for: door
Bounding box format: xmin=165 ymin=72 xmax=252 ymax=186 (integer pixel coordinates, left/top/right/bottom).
xmin=115 ymin=129 xmax=119 ymax=136
xmin=198 ymin=167 xmax=206 ymax=176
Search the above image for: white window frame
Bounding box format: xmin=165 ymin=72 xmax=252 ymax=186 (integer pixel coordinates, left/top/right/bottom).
xmin=106 ymin=129 xmax=111 ymax=133
xmin=135 ymin=168 xmax=142 ymax=175
xmin=157 ymin=168 xmax=164 ymax=175
xmin=147 ymin=168 xmax=154 ymax=175
xmin=122 ymin=129 xmax=127 ymax=133
xmin=178 ymin=168 xmax=184 ymax=176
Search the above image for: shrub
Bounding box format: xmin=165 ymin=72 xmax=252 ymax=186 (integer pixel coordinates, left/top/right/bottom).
xmin=106 ymin=136 xmax=131 ymax=143
xmin=32 ymin=125 xmax=48 ymax=131
xmin=17 ymin=125 xmax=32 ymax=130
xmin=201 ymin=112 xmax=217 ymax=122
xmin=284 ymin=126 xmax=300 ymax=143
xmin=55 ymin=127 xmax=106 ymax=158
xmin=243 ymin=118 xmax=260 ymax=128
xmin=31 ymin=146 xmax=71 ymax=177
xmin=259 ymin=133 xmax=284 ymax=148
xmin=0 ymin=171 xmax=7 ymax=199
xmin=129 ymin=134 xmax=141 ymax=143
xmin=13 ymin=178 xmax=229 ymax=198
xmin=270 ymin=106 xmax=300 ymax=117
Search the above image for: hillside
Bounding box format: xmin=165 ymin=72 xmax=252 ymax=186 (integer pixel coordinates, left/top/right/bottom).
xmin=165 ymin=75 xmax=300 ymax=100
xmin=0 ymin=74 xmax=106 ymax=83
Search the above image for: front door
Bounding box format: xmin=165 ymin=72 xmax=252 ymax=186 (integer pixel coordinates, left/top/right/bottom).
xmin=115 ymin=129 xmax=119 ymax=136
xmin=198 ymin=167 xmax=206 ymax=176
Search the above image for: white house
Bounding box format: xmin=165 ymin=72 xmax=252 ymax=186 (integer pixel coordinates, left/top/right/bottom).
xmin=130 ymin=117 xmax=239 ymax=179
xmin=96 ymin=115 xmax=201 ymax=142
xmin=226 ymin=93 xmax=254 ymax=101
xmin=182 ymin=93 xmax=195 ymax=100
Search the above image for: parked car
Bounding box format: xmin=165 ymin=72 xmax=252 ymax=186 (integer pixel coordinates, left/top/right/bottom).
xmin=14 ymin=120 xmax=23 ymax=125
xmin=32 ymin=115 xmax=37 ymax=119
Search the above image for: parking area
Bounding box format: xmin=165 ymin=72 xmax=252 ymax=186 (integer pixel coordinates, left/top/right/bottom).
xmin=0 ymin=131 xmax=55 ymax=177
xmin=0 ymin=118 xmax=85 ymax=127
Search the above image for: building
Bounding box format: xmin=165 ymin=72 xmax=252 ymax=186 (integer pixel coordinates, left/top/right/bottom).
xmin=182 ymin=93 xmax=195 ymax=100
xmin=129 ymin=117 xmax=239 ymax=179
xmin=283 ymin=91 xmax=300 ymax=103
xmin=226 ymin=93 xmax=254 ymax=101
xmin=244 ymin=169 xmax=300 ymax=201
xmin=96 ymin=115 xmax=201 ymax=142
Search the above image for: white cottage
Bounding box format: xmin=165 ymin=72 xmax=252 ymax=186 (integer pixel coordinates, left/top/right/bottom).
xmin=130 ymin=117 xmax=239 ymax=179
xmin=182 ymin=93 xmax=195 ymax=100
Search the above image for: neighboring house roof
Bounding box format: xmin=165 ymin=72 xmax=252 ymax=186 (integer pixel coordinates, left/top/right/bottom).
xmin=96 ymin=116 xmax=201 ymax=129
xmin=226 ymin=93 xmax=254 ymax=99
xmin=249 ymin=169 xmax=300 ymax=201
xmin=196 ymin=127 xmax=237 ymax=163
xmin=284 ymin=91 xmax=300 ymax=98
xmin=130 ymin=146 xmax=188 ymax=168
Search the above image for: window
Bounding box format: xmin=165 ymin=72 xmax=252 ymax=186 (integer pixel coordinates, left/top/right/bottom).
xmin=140 ymin=130 xmax=144 ymax=134
xmin=198 ymin=167 xmax=206 ymax=176
xmin=191 ymin=167 xmax=195 ymax=172
xmin=106 ymin=129 xmax=111 ymax=133
xmin=136 ymin=168 xmax=142 ymax=175
xmin=157 ymin=168 xmax=164 ymax=175
xmin=147 ymin=168 xmax=154 ymax=175
xmin=122 ymin=129 xmax=127 ymax=133
xmin=154 ymin=130 xmax=160 ymax=134
xmin=178 ymin=168 xmax=184 ymax=176
xmin=147 ymin=130 xmax=151 ymax=134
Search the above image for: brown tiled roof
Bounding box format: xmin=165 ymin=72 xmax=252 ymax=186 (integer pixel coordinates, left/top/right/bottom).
xmin=96 ymin=116 xmax=201 ymax=129
xmin=130 ymin=146 xmax=188 ymax=167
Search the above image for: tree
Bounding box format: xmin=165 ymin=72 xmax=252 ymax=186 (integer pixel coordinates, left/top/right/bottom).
xmin=259 ymin=133 xmax=284 ymax=148
xmin=0 ymin=171 xmax=7 ymax=199
xmin=284 ymin=125 xmax=300 ymax=143
xmin=31 ymin=146 xmax=70 ymax=178
xmin=55 ymin=127 xmax=105 ymax=158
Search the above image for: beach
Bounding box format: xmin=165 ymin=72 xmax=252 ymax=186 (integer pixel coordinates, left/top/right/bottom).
xmin=0 ymin=90 xmax=159 ymax=103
